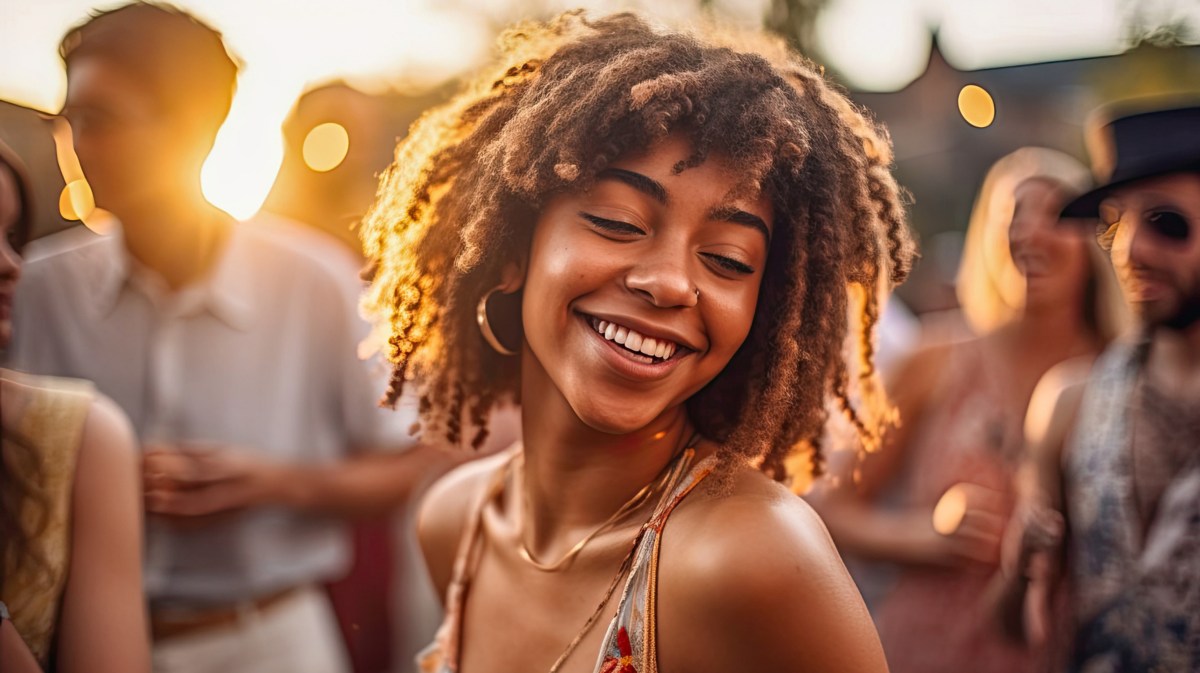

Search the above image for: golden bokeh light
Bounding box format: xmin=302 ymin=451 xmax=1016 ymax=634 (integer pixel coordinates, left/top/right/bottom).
xmin=58 ymin=179 xmax=95 ymax=222
xmin=932 ymin=483 xmax=969 ymax=535
xmin=958 ymin=84 xmax=996 ymax=128
xmin=303 ymin=122 xmax=350 ymax=173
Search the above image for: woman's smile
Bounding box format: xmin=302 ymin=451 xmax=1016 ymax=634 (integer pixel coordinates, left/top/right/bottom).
xmin=518 ymin=132 xmax=773 ymax=433
xmin=575 ymin=310 xmax=693 ymax=381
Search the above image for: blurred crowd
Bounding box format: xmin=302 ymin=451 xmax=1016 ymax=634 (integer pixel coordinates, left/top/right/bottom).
xmin=1 ymin=3 xmax=1197 ymax=673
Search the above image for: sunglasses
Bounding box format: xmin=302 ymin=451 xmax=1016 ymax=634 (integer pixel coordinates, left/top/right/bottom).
xmin=1096 ymin=206 xmax=1192 ymax=251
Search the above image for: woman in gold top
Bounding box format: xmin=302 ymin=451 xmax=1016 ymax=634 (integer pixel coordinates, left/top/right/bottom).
xmin=0 ymin=140 xmax=149 ymax=672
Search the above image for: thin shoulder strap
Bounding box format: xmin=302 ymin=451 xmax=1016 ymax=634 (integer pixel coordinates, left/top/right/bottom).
xmin=436 ymin=449 xmax=518 ymax=672
xmin=643 ymin=455 xmax=716 ymax=672
xmin=593 ymin=451 xmax=716 ymax=673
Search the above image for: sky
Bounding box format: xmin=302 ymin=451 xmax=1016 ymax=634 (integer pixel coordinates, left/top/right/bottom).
xmin=1 ymin=0 xmax=1196 ymax=217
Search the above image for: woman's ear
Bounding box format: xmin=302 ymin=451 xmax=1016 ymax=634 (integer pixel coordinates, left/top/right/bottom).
xmin=498 ymin=257 xmax=527 ymax=293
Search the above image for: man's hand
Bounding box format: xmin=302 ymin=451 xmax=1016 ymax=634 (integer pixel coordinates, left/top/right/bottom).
xmin=142 ymin=445 xmax=288 ymax=519
xmin=1003 ymin=499 xmax=1065 ymax=645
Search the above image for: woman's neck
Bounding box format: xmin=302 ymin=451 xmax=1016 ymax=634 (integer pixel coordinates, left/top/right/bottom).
xmin=516 ymin=358 xmax=695 ymax=557
xmin=1013 ymin=298 xmax=1099 ymax=362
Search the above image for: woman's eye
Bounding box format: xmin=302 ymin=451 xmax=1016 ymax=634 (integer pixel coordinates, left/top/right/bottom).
xmin=580 ymin=212 xmax=643 ymax=236
xmin=701 ymin=252 xmax=754 ymax=275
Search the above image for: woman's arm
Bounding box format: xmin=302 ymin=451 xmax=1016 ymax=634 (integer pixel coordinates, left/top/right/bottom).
xmin=1 ymin=605 xmax=44 ymax=673
xmin=414 ymin=451 xmax=510 ymax=602
xmin=55 ymin=395 xmax=150 ymax=673
xmin=990 ymin=362 xmax=1088 ymax=644
xmin=810 ymin=341 xmax=1003 ymax=568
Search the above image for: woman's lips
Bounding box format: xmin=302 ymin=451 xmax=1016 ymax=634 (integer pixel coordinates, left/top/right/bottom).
xmin=578 ymin=313 xmax=690 ymax=379
xmin=588 ymin=316 xmax=679 ymax=361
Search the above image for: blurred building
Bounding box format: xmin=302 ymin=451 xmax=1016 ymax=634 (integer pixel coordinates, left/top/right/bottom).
xmin=849 ymin=41 xmax=1200 ymax=313
xmin=0 ymin=102 xmax=72 ymax=240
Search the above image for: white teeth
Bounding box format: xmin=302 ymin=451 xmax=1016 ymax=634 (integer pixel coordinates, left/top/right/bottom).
xmin=626 ymin=332 xmax=643 ymax=352
xmin=590 ymin=316 xmax=680 ymax=361
xmin=639 ymin=338 xmax=657 ymax=356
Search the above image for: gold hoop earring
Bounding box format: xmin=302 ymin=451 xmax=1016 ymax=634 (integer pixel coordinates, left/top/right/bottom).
xmin=477 ymin=287 xmax=518 ymax=356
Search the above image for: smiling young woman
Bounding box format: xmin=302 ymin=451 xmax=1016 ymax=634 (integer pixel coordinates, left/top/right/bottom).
xmin=360 ymin=12 xmax=915 ymax=673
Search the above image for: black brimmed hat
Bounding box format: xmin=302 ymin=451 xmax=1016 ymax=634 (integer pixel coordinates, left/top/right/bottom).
xmin=1061 ymin=98 xmax=1200 ymax=218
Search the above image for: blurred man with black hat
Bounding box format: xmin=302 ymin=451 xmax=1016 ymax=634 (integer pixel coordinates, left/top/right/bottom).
xmin=998 ymin=98 xmax=1200 ymax=672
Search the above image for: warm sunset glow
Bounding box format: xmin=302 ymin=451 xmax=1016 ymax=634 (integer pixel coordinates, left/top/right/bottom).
xmin=5 ymin=1 xmax=1194 ymax=213
xmin=303 ymin=122 xmax=350 ymax=172
xmin=814 ymin=0 xmax=930 ymax=92
xmin=1 ymin=1 xmax=494 ymax=220
xmin=58 ymin=179 xmax=94 ymax=221
xmin=932 ymin=484 xmax=968 ymax=535
xmin=958 ymin=84 xmax=996 ymax=128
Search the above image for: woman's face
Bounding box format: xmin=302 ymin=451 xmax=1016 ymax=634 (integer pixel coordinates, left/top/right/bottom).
xmin=1006 ymin=177 xmax=1091 ymax=309
xmin=0 ymin=164 xmax=22 ymax=350
xmin=519 ymin=132 xmax=774 ymax=434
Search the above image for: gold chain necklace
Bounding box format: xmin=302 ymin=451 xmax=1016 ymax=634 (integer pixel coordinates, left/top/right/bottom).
xmin=515 ymin=433 xmax=695 ymax=573
xmin=542 ymin=434 xmax=700 ymax=673
xmin=546 ymin=535 xmax=641 ymax=673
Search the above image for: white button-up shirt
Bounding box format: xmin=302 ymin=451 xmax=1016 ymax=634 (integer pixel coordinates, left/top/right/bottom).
xmin=11 ymin=219 xmax=418 ymax=608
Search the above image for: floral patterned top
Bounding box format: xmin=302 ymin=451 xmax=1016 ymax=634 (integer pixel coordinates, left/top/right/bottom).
xmin=418 ymin=447 xmax=715 ymax=673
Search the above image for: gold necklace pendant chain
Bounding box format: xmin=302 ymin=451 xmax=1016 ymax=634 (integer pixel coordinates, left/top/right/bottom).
xmin=516 ymin=431 xmax=698 ymax=573
xmin=517 ymin=471 xmax=660 ymax=572
xmin=546 ymin=535 xmax=639 ymax=673
xmin=543 ymin=431 xmax=701 ymax=673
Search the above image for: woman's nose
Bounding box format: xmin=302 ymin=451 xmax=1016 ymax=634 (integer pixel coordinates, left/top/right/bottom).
xmin=623 ymin=244 xmax=698 ymax=308
xmin=0 ymin=240 xmax=21 ymax=279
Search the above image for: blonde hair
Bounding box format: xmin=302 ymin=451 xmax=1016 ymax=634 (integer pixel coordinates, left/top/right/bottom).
xmin=956 ymin=146 xmax=1125 ymax=340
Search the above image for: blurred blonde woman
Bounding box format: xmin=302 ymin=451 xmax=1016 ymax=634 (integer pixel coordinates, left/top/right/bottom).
xmin=811 ymin=147 xmax=1127 ymax=673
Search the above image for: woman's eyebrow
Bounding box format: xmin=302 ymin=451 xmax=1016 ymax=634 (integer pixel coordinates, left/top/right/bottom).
xmin=598 ymin=168 xmax=668 ymax=204
xmin=710 ymin=205 xmax=771 ymax=244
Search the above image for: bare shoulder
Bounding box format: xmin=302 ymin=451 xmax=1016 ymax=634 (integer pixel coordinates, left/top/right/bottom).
xmin=74 ymin=395 xmax=138 ymax=491
xmin=415 ymin=448 xmax=514 ymax=601
xmin=885 ymin=338 xmax=964 ymax=413
xmin=892 ymin=338 xmax=956 ymax=386
xmin=1025 ymin=358 xmax=1092 ymax=456
xmin=658 ymin=467 xmax=887 ymax=673
xmin=74 ymin=394 xmax=140 ymax=516
xmin=63 ymin=394 xmax=149 ymax=673
xmin=1030 ymin=356 xmax=1094 ymax=417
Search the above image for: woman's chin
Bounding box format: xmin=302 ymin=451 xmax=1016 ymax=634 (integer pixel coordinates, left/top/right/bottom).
xmin=570 ymin=399 xmax=665 ymax=437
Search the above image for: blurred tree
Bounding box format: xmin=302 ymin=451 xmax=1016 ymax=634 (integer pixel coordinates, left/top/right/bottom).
xmin=765 ymin=0 xmax=830 ymax=56
xmin=1122 ymin=0 xmax=1197 ymax=47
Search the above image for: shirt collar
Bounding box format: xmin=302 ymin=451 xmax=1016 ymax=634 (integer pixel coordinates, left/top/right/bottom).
xmin=93 ymin=221 xmax=256 ymax=331
xmin=92 ymin=225 xmax=129 ymax=317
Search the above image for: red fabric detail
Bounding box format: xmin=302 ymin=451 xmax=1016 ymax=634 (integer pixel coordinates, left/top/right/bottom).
xmin=616 ymin=626 xmax=632 ymax=656
xmin=326 ymin=520 xmax=395 ymax=673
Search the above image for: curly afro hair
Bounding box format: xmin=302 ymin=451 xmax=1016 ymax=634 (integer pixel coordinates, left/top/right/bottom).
xmin=360 ymin=11 xmax=916 ymax=483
